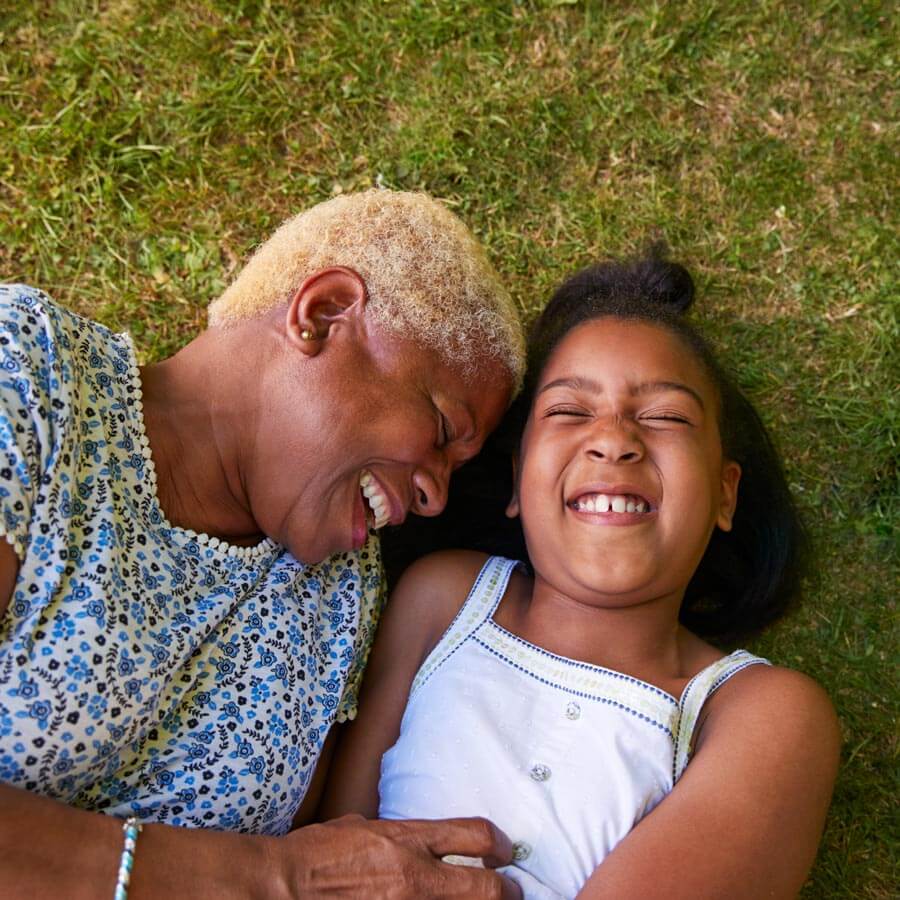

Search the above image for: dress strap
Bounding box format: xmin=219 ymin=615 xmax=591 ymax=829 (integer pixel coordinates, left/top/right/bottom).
xmin=672 ymin=649 xmax=770 ymax=782
xmin=410 ymin=556 xmax=520 ymax=698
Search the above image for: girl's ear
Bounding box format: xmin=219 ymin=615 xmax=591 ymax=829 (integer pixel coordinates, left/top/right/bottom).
xmin=505 ymin=455 xmax=520 ymax=519
xmin=716 ymin=461 xmax=741 ymax=532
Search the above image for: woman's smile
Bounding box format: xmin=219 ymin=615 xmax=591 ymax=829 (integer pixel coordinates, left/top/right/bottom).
xmin=359 ymin=470 xmax=397 ymax=530
xmin=352 ymin=469 xmax=403 ymax=550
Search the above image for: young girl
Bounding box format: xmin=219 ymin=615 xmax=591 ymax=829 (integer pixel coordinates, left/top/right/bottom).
xmin=322 ymin=253 xmax=839 ymax=899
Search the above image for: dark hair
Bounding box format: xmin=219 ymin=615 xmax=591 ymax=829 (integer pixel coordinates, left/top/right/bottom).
xmin=382 ymin=247 xmax=808 ymax=643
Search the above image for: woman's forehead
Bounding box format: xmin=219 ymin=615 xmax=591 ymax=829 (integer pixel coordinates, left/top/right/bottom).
xmin=371 ymin=325 xmax=514 ymax=431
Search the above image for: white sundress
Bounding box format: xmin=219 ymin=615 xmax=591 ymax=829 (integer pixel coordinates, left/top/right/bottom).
xmin=378 ymin=556 xmax=769 ymax=899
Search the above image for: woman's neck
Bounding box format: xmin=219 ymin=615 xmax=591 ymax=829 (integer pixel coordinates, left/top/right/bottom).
xmin=138 ymin=330 xmax=265 ymax=545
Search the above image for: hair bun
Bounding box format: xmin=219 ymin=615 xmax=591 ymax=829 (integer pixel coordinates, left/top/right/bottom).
xmin=634 ymin=242 xmax=695 ymax=314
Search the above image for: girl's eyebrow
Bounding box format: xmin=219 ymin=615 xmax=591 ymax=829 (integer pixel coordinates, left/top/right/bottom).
xmin=538 ymin=376 xmax=705 ymax=410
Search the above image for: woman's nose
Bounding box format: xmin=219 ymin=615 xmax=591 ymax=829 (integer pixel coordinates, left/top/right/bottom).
xmin=584 ymin=418 xmax=645 ymax=464
xmin=411 ymin=455 xmax=451 ymax=517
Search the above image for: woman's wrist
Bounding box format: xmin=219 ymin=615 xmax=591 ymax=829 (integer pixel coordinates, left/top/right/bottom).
xmin=129 ymin=823 xmax=279 ymax=900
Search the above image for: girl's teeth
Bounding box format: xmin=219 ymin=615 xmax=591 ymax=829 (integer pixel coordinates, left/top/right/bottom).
xmin=574 ymin=493 xmax=649 ymax=515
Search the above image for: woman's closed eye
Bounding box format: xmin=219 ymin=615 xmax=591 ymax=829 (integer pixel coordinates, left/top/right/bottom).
xmin=436 ymin=410 xmax=455 ymax=447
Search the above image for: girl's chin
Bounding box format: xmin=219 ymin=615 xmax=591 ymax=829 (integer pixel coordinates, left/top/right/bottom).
xmin=540 ymin=562 xmax=664 ymax=604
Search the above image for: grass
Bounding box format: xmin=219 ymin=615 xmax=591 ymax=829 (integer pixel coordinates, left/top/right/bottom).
xmin=1 ymin=1 xmax=896 ymax=895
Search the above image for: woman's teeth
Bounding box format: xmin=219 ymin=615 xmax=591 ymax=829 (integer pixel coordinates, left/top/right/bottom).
xmin=360 ymin=470 xmax=391 ymax=529
xmin=572 ymin=494 xmax=649 ymax=514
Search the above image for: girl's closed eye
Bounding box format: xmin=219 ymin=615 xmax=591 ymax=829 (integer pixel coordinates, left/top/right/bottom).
xmin=544 ymin=405 xmax=591 ymax=419
xmin=640 ymin=409 xmax=694 ymax=426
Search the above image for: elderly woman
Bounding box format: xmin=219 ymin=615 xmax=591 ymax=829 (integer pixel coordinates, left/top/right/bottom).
xmin=0 ymin=190 xmax=524 ymax=898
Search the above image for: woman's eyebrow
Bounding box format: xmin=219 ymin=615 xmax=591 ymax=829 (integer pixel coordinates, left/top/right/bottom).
xmin=538 ymin=376 xmax=705 ymax=410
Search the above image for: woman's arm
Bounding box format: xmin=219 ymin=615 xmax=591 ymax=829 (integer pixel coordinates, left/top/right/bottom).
xmin=576 ymin=665 xmax=840 ymax=900
xmin=0 ymin=546 xmax=517 ymax=898
xmin=320 ymin=550 xmax=488 ymax=820
xmin=0 ymin=780 xmax=517 ymax=899
xmin=1 ymin=537 xmax=18 ymax=618
xmin=0 ymin=784 xmax=271 ymax=899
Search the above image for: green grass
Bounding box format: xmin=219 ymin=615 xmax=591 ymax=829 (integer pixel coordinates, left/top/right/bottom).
xmin=1 ymin=1 xmax=897 ymax=895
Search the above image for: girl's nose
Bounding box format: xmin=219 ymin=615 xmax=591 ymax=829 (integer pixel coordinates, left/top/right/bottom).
xmin=584 ymin=418 xmax=645 ymax=464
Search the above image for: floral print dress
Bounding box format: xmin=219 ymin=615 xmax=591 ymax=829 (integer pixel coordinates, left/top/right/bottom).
xmin=0 ymin=285 xmax=383 ymax=835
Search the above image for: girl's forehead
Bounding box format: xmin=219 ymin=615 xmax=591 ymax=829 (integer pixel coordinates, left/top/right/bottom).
xmin=540 ymin=317 xmax=711 ymax=390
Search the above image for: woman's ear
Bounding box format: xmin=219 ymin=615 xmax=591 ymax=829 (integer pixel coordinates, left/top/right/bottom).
xmin=505 ymin=455 xmax=520 ymax=519
xmin=716 ymin=460 xmax=741 ymax=532
xmin=285 ymin=267 xmax=367 ymax=356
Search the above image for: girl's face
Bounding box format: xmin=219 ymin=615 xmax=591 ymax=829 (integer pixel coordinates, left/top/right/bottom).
xmin=508 ymin=317 xmax=741 ymax=609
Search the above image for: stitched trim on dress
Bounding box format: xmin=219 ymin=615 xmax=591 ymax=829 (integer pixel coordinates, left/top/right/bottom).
xmin=119 ymin=333 xmax=277 ymax=564
xmin=410 ymin=556 xmax=518 ymax=698
xmin=473 ymin=633 xmax=676 ymax=739
xmin=484 ymin=618 xmax=680 ymax=706
xmin=671 ymin=651 xmax=770 ymax=783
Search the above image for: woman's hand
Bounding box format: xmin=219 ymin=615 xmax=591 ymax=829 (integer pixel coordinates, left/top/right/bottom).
xmin=278 ymin=814 xmax=521 ymax=898
xmin=0 ymin=783 xmax=519 ymax=899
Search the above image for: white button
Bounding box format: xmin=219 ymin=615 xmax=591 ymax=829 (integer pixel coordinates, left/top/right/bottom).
xmin=511 ymin=840 xmax=531 ymax=861
xmin=565 ymin=701 xmax=581 ymax=720
xmin=529 ymin=763 xmax=551 ymax=782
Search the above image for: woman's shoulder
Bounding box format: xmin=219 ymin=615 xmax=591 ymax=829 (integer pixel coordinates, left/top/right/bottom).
xmin=2 ymin=283 xmax=84 ymax=337
xmin=1 ymin=283 xmax=131 ymax=378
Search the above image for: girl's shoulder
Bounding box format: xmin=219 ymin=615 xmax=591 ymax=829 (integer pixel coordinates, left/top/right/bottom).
xmin=391 ymin=550 xmax=491 ymax=630
xmin=706 ymin=660 xmax=834 ymax=712
xmin=397 ymin=548 xmax=493 ymax=590
xmin=695 ymin=659 xmax=839 ymax=755
xmin=389 ymin=551 xmax=526 ymax=660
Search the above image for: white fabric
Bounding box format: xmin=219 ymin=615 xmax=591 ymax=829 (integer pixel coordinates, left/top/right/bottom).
xmin=378 ymin=556 xmax=768 ymax=898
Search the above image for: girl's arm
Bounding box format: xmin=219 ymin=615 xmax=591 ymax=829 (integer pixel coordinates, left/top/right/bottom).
xmin=577 ymin=665 xmax=840 ymax=900
xmin=319 ymin=550 xmax=489 ymax=820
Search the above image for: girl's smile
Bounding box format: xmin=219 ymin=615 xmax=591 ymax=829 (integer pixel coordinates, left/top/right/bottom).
xmin=567 ymin=481 xmax=658 ymax=523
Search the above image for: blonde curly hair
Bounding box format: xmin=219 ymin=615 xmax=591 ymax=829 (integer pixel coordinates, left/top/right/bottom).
xmin=208 ymin=189 xmax=524 ymax=386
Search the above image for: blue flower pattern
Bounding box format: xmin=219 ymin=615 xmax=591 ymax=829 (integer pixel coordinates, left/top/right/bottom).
xmin=0 ymin=286 xmax=383 ymax=835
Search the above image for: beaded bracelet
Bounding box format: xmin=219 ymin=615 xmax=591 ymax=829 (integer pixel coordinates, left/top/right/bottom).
xmin=114 ymin=816 xmax=142 ymax=900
